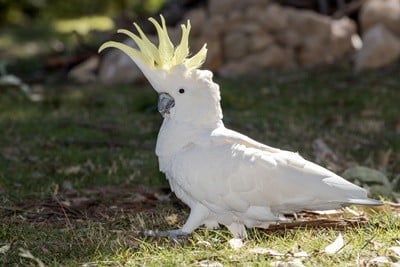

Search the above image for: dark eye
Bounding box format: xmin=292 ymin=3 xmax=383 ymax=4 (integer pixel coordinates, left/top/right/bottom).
xmin=178 ymin=88 xmax=185 ymax=94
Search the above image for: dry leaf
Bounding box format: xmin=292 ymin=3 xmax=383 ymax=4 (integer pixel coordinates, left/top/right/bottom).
xmin=272 ymin=259 xmax=305 ymax=267
xmin=368 ymin=256 xmax=390 ymax=264
xmin=19 ymin=248 xmax=45 ymax=267
xmin=165 ymin=214 xmax=178 ymax=225
xmin=60 ymin=165 xmax=82 ymax=175
xmin=154 ymin=193 xmax=170 ymax=202
xmin=389 ymin=246 xmax=400 ymax=257
xmin=0 ymin=244 xmax=10 ymax=254
xmin=324 ymin=233 xmax=344 ymax=255
xmin=248 ymin=247 xmax=284 ymax=256
xmin=129 ymin=193 xmax=146 ymax=203
xmin=198 ymin=260 xmax=223 ymax=267
xmin=228 ymin=238 xmax=244 ymax=249
xmin=292 ymin=251 xmax=309 ymax=258
xmin=311 ymin=209 xmax=342 ymax=215
xmin=361 ymin=109 xmax=380 ymax=117
xmin=344 ymin=207 xmax=362 ymax=216
xmin=196 ymin=240 xmax=211 ymax=247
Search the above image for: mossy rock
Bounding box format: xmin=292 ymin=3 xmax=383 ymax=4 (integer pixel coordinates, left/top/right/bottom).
xmin=342 ymin=166 xmax=393 ymax=199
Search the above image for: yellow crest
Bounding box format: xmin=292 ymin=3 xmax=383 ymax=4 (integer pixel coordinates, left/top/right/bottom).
xmin=99 ymin=15 xmax=207 ymax=71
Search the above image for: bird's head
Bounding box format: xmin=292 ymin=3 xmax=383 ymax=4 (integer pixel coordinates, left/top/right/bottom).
xmin=99 ymin=15 xmax=223 ymax=127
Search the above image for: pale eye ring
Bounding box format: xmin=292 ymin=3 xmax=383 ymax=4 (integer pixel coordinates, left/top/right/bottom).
xmin=178 ymin=88 xmax=185 ymax=94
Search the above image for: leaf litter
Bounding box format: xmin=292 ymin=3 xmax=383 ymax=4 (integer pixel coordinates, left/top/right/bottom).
xmin=324 ymin=233 xmax=344 ymax=255
xmin=2 ymin=184 xmax=399 ymax=233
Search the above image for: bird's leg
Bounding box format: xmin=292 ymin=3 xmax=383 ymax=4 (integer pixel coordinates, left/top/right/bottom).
xmin=143 ymin=203 xmax=210 ymax=243
xmin=181 ymin=203 xmax=210 ymax=233
xmin=204 ymin=220 xmax=220 ymax=230
xmin=226 ymin=222 xmax=248 ymax=239
xmin=143 ymin=229 xmax=190 ymax=244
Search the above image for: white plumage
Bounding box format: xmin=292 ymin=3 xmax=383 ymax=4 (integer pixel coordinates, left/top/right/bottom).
xmin=99 ymin=16 xmax=382 ymax=238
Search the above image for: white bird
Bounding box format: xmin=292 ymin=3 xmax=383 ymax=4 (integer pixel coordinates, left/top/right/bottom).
xmin=99 ymin=15 xmax=382 ymax=239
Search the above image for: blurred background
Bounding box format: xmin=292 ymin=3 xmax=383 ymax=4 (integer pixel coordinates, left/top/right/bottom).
xmin=1 ymin=0 xmax=400 ymax=87
xmin=0 ymin=1 xmax=399 ymax=264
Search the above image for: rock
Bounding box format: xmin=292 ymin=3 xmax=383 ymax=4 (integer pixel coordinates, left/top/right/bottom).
xmin=223 ymin=32 xmax=248 ymax=60
xmin=236 ymin=23 xmax=264 ymax=35
xmin=360 ymin=0 xmax=400 ymax=36
xmin=245 ymin=5 xmax=264 ymax=21
xmin=330 ymin=17 xmax=358 ymax=59
xmin=182 ymin=8 xmax=207 ymax=37
xmin=219 ymin=45 xmax=296 ymax=75
xmin=259 ymin=4 xmax=289 ymax=32
xmin=355 ymin=24 xmax=400 ymax=71
xmin=228 ymin=11 xmax=245 ymax=24
xmin=68 ymin=56 xmax=99 ymax=83
xmin=166 ymin=26 xmax=182 ymax=45
xmin=98 ymin=39 xmax=144 ymax=84
xmin=238 ymin=0 xmax=270 ymax=9
xmin=342 ymin=166 xmax=394 ymax=199
xmin=208 ymin=0 xmax=236 ymax=15
xmin=201 ymin=38 xmax=222 ymax=71
xmin=219 ymin=61 xmax=253 ymax=76
xmin=244 ymin=45 xmax=295 ymax=69
xmin=299 ymin=44 xmax=334 ymax=66
xmin=275 ymin=8 xmax=332 ymax=52
xmin=287 ymin=8 xmax=332 ymax=44
xmin=276 ymin=29 xmax=302 ymax=48
xmin=249 ymin=32 xmax=274 ymax=52
xmin=202 ymin=15 xmax=225 ymax=38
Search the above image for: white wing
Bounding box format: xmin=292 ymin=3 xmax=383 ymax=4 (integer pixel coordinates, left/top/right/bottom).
xmin=168 ymin=126 xmax=378 ymax=218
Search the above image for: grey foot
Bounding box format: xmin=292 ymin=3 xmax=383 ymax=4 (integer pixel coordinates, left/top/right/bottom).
xmin=143 ymin=229 xmax=190 ymax=244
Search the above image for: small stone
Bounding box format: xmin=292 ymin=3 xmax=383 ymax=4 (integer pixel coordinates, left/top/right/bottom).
xmin=276 ymin=29 xmax=302 ymax=48
xmin=342 ymin=166 xmax=394 ymax=198
xmin=223 ymin=32 xmax=248 ymax=60
xmin=360 ymin=0 xmax=400 ymax=36
xmin=68 ymin=56 xmax=99 ymax=83
xmin=208 ymin=0 xmax=237 ymax=15
xmin=183 ymin=8 xmax=207 ymax=37
xmin=355 ymin=24 xmax=400 ymax=71
xmin=287 ymin=8 xmax=332 ymax=44
xmin=98 ymin=39 xmax=144 ymax=84
xmin=245 ymin=45 xmax=291 ymax=68
xmin=228 ymin=11 xmax=244 ymax=23
xmin=202 ymin=15 xmax=225 ymax=38
xmin=299 ymin=43 xmax=334 ymax=66
xmin=238 ymin=0 xmax=270 ymax=9
xmin=259 ymin=4 xmax=289 ymax=32
xmin=245 ymin=5 xmax=264 ymax=21
xmin=330 ymin=17 xmax=358 ymax=59
xmin=249 ymin=33 xmax=274 ymax=51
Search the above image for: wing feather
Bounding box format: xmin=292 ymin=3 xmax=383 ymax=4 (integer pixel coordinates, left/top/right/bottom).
xmin=169 ymin=126 xmax=377 ymax=217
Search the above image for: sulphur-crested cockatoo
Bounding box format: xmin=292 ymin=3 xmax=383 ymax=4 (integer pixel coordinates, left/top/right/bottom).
xmin=99 ymin=15 xmax=382 ymax=239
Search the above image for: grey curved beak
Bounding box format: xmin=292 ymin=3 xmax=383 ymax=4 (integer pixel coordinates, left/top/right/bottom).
xmin=158 ymin=93 xmax=175 ymax=117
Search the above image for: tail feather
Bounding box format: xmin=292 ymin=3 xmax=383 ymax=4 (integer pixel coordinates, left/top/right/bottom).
xmin=342 ymin=198 xmax=383 ymax=207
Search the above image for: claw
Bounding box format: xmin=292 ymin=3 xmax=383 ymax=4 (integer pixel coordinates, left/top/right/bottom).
xmin=143 ymin=229 xmax=190 ymax=244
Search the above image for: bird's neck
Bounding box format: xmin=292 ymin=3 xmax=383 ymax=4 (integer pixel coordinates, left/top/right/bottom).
xmin=155 ymin=118 xmax=223 ymax=158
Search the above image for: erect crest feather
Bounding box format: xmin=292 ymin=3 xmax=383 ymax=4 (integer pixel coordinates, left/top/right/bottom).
xmin=98 ymin=15 xmax=207 ymax=71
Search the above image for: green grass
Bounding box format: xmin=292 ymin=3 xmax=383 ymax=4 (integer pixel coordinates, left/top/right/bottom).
xmin=1 ymin=64 xmax=400 ymax=265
